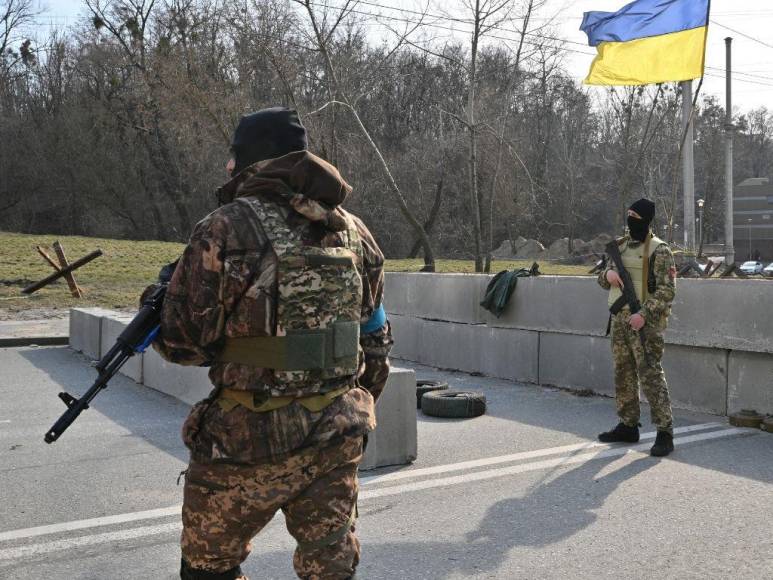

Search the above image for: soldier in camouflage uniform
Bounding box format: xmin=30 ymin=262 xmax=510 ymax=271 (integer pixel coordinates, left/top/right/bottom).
xmin=146 ymin=107 xmax=393 ymax=579
xmin=597 ymin=198 xmax=676 ymax=457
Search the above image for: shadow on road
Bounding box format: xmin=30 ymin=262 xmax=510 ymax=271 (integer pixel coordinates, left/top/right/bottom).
xmin=18 ymin=346 xmax=190 ymax=462
xmin=407 ymin=362 xmax=773 ymax=488
xmin=465 ymin=455 xmax=654 ymax=549
xmin=251 ymin=456 xmax=656 ymax=579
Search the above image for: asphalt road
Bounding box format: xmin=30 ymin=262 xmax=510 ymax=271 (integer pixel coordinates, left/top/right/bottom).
xmin=0 ymin=346 xmax=771 ymax=579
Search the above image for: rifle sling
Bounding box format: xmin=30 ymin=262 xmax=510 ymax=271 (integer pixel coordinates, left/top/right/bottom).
xmin=609 ymin=295 xmax=628 ymax=315
xmin=642 ymin=235 xmax=651 ymax=302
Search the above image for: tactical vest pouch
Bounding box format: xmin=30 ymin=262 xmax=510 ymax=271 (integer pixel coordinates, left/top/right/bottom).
xmin=217 ymin=324 xmax=359 ymax=370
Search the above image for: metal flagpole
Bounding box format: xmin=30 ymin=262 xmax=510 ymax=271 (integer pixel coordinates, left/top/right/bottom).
xmin=681 ymin=79 xmax=696 ymax=250
xmin=724 ymin=37 xmax=735 ymax=265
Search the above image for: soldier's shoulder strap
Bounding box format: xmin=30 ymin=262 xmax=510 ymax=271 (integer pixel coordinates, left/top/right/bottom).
xmin=235 ymin=196 xmax=301 ymax=257
xmin=648 ymin=235 xmax=669 ymax=258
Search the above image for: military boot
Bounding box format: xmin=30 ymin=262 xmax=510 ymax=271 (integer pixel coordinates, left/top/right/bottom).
xmin=180 ymin=559 xmax=246 ymax=580
xmin=598 ymin=422 xmax=640 ymax=443
xmin=650 ymin=430 xmax=674 ymax=457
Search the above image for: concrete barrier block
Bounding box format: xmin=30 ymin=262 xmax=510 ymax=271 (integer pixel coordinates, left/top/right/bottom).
xmin=391 ymin=318 xmax=539 ymax=384
xmin=486 ymin=276 xmax=610 ymax=337
xmin=69 ymin=308 xmax=113 ymax=359
xmin=419 ymin=320 xmax=482 ymax=373
xmin=98 ymin=315 xmax=143 ymax=383
xmin=388 ymin=314 xmax=423 ymax=363
xmin=663 ymin=345 xmax=727 ymax=415
xmin=727 ymin=351 xmax=773 ymax=415
xmin=538 ymin=332 xmax=615 ymax=396
xmin=668 ymin=279 xmax=773 ymax=354
xmin=361 ymin=367 xmax=417 ymax=470
xmin=386 ymin=273 xmax=488 ymax=324
xmin=478 ymin=327 xmax=539 ymax=384
xmin=142 ymin=348 xmax=214 ymax=406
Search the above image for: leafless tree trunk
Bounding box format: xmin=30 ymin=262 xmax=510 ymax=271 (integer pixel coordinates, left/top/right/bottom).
xmin=484 ymin=0 xmax=538 ymax=272
xmin=451 ymin=0 xmax=515 ymax=271
xmin=294 ymin=0 xmax=436 ymax=271
xmin=409 ymin=175 xmax=444 ymax=258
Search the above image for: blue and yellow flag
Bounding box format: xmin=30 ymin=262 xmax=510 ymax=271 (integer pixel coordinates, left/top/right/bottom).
xmin=581 ymin=0 xmax=710 ymax=86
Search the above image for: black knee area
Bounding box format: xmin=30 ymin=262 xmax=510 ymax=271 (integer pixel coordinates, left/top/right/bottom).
xmin=181 ymin=558 xmax=243 ymax=580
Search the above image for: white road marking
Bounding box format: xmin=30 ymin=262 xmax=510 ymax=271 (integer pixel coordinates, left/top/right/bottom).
xmin=0 ymin=523 xmax=180 ymax=562
xmin=359 ymin=422 xmax=723 ymax=486
xmin=359 ymin=428 xmax=750 ymax=500
xmin=0 ymin=506 xmax=181 ymax=543
xmin=0 ymin=425 xmax=751 ymax=561
xmin=0 ymin=420 xmax=10 ymax=424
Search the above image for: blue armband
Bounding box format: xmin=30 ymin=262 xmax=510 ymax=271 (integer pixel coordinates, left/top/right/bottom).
xmin=360 ymin=304 xmax=387 ymax=335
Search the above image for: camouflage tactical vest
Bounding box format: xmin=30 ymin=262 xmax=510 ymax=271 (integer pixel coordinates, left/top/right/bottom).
xmin=218 ymin=197 xmax=364 ymax=396
xmin=608 ymin=234 xmax=666 ymax=308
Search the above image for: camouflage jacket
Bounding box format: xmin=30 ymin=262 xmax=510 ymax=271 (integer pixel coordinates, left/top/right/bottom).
xmin=151 ymin=151 xmax=393 ymax=463
xmin=598 ymin=236 xmax=676 ymax=327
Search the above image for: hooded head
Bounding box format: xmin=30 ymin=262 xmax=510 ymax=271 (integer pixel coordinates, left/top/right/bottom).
xmin=627 ymin=197 xmax=655 ymax=242
xmin=230 ymin=107 xmax=308 ymax=176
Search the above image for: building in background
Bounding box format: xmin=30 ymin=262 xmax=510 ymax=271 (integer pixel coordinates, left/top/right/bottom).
xmin=733 ymin=178 xmax=773 ymax=262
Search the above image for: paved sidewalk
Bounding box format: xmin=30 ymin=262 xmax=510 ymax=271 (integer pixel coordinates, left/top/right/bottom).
xmin=0 ymin=319 xmax=69 ymax=347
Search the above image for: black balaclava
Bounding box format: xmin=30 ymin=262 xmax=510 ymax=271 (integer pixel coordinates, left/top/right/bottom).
xmin=231 ymin=107 xmax=308 ymax=176
xmin=627 ymin=198 xmax=655 ymax=242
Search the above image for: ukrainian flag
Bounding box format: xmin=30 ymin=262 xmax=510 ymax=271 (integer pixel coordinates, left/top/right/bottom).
xmin=581 ymin=0 xmax=710 ymax=86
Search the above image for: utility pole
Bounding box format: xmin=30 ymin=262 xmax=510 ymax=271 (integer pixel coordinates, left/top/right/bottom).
xmin=681 ymin=79 xmax=696 ymax=250
xmin=724 ymin=37 xmax=736 ymax=266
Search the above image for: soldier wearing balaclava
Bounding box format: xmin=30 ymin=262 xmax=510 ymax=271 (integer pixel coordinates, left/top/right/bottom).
xmin=597 ymin=198 xmax=677 ymax=457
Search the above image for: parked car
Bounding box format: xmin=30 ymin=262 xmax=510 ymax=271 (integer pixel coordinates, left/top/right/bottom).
xmin=740 ymin=261 xmax=764 ymax=275
xmin=764 ymin=262 xmax=773 ymax=277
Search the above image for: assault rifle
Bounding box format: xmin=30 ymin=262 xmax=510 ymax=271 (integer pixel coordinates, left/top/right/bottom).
xmin=44 ymin=262 xmax=176 ymax=443
xmin=605 ymin=239 xmax=648 ymax=354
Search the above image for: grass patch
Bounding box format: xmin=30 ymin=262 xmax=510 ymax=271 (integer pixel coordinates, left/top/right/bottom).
xmin=0 ymin=231 xmax=183 ymax=314
xmin=0 ymin=231 xmax=591 ymax=314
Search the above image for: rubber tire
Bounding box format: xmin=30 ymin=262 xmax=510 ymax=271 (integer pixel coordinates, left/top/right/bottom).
xmin=421 ymin=390 xmax=486 ymax=418
xmin=416 ymin=380 xmax=449 ymax=408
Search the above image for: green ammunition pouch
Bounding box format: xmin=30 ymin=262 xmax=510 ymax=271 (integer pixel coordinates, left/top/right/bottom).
xmin=216 ymin=322 xmax=360 ymax=371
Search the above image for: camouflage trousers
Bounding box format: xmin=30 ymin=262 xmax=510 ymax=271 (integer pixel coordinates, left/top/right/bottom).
xmin=181 ymin=435 xmax=363 ymax=580
xmin=611 ymin=312 xmax=673 ymax=433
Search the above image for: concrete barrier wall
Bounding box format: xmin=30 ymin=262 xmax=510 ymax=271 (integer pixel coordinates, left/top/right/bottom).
xmin=387 ymin=273 xmax=773 ymax=353
xmin=69 ymin=308 xmax=417 ymax=469
xmin=386 ymin=273 xmax=773 ymax=416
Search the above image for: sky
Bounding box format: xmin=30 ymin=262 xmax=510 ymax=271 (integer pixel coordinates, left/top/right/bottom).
xmin=38 ymin=0 xmax=773 ymax=113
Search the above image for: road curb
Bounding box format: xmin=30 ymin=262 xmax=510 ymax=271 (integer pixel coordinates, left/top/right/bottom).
xmin=0 ymin=336 xmax=69 ymax=348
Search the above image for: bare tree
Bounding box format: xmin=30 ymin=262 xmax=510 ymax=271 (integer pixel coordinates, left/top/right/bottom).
xmin=482 ymin=0 xmax=545 ymax=271
xmin=0 ymin=0 xmax=36 ymax=69
xmin=292 ymin=0 xmax=437 ymax=271
xmin=456 ymin=0 xmax=516 ymax=271
xmin=1 ymin=0 xmax=765 ymax=266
